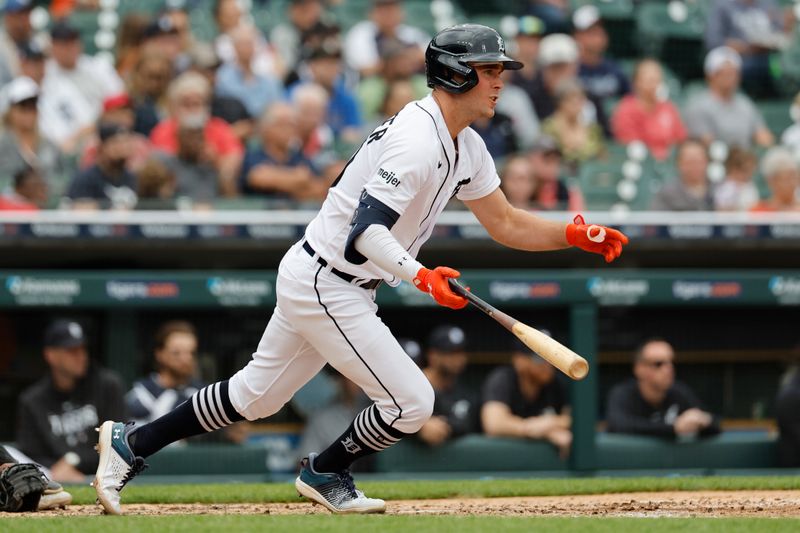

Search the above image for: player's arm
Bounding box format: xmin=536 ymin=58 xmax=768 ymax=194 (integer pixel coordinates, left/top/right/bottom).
xmin=346 ymin=193 xmax=467 ymax=309
xmin=464 ymin=187 xmax=629 ymax=263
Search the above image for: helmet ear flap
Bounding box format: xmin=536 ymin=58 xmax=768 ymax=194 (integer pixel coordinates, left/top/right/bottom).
xmin=427 ymin=49 xmax=479 ymax=94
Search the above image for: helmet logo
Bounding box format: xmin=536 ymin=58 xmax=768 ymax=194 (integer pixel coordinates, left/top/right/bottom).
xmin=497 ymin=35 xmax=504 ymax=52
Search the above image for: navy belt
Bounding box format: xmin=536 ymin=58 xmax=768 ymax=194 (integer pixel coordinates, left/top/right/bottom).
xmin=302 ymin=241 xmax=382 ymax=290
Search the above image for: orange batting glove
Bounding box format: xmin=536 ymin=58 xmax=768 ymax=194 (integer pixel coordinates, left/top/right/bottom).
xmin=566 ymin=214 xmax=629 ymax=263
xmin=413 ymin=267 xmax=468 ymax=309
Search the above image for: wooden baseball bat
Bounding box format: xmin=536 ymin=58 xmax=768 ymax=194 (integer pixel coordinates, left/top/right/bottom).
xmin=448 ymin=279 xmax=589 ymax=380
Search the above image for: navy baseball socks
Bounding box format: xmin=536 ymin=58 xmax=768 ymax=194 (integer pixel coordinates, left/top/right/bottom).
xmin=93 ymin=380 xmax=244 ymax=514
xmin=296 ymin=404 xmax=408 ymax=513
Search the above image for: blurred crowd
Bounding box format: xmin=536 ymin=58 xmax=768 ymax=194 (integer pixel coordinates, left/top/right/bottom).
xmin=0 ymin=0 xmax=797 ymax=213
xmin=9 ymin=317 xmax=800 ymax=483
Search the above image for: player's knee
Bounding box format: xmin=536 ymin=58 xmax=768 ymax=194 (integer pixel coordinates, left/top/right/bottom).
xmin=404 ymin=379 xmax=435 ymax=431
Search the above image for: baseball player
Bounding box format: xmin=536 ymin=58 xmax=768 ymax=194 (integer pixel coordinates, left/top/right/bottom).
xmin=93 ymin=24 xmax=628 ymax=515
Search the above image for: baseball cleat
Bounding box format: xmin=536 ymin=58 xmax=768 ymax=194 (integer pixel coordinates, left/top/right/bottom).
xmin=295 ymin=453 xmax=385 ymax=514
xmin=37 ymin=479 xmax=73 ymax=510
xmin=92 ymin=421 xmax=147 ymax=515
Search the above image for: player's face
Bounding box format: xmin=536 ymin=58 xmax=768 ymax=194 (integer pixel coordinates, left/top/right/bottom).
xmin=46 ymin=345 xmax=89 ymax=383
xmin=470 ymin=63 xmax=504 ymax=119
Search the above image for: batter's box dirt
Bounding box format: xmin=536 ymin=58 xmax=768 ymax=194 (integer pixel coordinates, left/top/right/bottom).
xmin=8 ymin=491 xmax=800 ymax=518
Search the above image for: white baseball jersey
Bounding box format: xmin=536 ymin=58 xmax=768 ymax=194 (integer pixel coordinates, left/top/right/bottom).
xmin=304 ymin=95 xmax=500 ymax=286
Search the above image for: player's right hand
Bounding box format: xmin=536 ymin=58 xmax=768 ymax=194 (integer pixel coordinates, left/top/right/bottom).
xmin=413 ymin=267 xmax=468 ymax=309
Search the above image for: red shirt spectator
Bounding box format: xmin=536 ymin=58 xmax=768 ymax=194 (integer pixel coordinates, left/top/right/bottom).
xmin=0 ymin=195 xmax=37 ymax=211
xmin=150 ymin=117 xmax=242 ymax=158
xmin=611 ymin=59 xmax=686 ymax=160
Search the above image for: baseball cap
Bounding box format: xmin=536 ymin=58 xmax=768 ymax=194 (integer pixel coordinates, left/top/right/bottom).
xmin=398 ymin=337 xmax=423 ymax=366
xmin=50 ymin=20 xmax=80 ymax=41
xmin=428 ymin=325 xmax=467 ymax=353
xmin=538 ymin=33 xmax=578 ymax=67
xmin=44 ymin=319 xmax=86 ymax=348
xmin=19 ymin=41 xmax=45 ymax=61
xmin=188 ymin=42 xmax=221 ymax=70
xmin=3 ymin=76 xmax=39 ymax=105
xmin=518 ymin=16 xmax=545 ymax=38
xmin=302 ymin=38 xmax=342 ymax=61
xmin=4 ymin=0 xmax=32 ymax=13
xmin=530 ymin=134 xmax=562 ymax=156
xmin=572 ymin=4 xmax=601 ymax=31
xmin=102 ymin=93 xmax=132 ymax=113
xmin=704 ymin=46 xmax=742 ymax=76
xmin=144 ymin=16 xmax=179 ymax=39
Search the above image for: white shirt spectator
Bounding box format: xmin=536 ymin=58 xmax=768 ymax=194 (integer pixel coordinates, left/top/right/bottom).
xmin=344 ymin=21 xmax=428 ymax=74
xmin=40 ymin=56 xmax=124 ymax=147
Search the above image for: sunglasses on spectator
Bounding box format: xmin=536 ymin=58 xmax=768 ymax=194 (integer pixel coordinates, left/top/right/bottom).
xmin=641 ymin=359 xmax=673 ymax=369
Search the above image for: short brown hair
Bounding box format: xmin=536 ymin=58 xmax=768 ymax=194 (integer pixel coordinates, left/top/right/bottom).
xmin=633 ymin=337 xmax=671 ymax=363
xmin=154 ymin=320 xmax=196 ymax=351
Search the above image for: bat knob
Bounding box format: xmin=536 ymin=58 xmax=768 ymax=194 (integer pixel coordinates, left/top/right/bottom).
xmin=570 ymin=358 xmax=589 ymax=380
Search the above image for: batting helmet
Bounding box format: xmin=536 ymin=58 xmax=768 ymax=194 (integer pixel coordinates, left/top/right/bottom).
xmin=425 ymin=24 xmax=523 ymax=94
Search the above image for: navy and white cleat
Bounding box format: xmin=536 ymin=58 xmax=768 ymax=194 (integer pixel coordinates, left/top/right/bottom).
xmin=91 ymin=421 xmax=147 ymax=515
xmin=295 ymin=453 xmax=385 ymax=514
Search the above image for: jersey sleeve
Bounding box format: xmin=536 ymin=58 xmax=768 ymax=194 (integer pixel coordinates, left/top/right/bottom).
xmin=456 ymin=133 xmax=501 ymax=201
xmin=362 ymin=118 xmax=436 ymax=215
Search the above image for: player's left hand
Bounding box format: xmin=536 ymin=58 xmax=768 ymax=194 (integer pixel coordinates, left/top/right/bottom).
xmin=566 ymin=214 xmax=629 ymax=263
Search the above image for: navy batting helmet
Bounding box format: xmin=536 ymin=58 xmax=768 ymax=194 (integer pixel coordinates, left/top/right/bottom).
xmin=425 ymin=24 xmax=523 ymax=94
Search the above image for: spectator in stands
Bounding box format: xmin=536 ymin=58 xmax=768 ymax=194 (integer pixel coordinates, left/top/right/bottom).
xmin=16 ymin=319 xmax=126 ymax=482
xmin=18 ymin=40 xmax=45 ymax=85
xmin=155 ymin=122 xmax=222 ymax=205
xmin=509 ymin=16 xmax=545 ymax=100
xmin=481 ymin=338 xmax=572 ymax=458
xmin=525 ymin=0 xmax=571 ymax=34
xmin=378 ymin=78 xmax=415 ymax=121
xmin=572 ymin=5 xmax=630 ymax=102
xmin=127 ymin=321 xmax=202 ymax=424
xmin=141 ymin=15 xmax=186 ymax=74
xmin=214 ymin=0 xmax=284 ymax=79
xmin=39 ymin=20 xmax=125 ymax=155
xmin=417 ymin=326 xmax=480 ymax=447
xmin=80 ymin=93 xmax=152 ymax=173
xmin=542 ymin=78 xmax=605 ymax=171
xmin=528 ymin=134 xmax=584 ymax=211
xmin=161 ymin=4 xmax=197 ymax=74
xmin=714 ymin=147 xmax=760 ymax=211
xmin=611 ymin=59 xmax=687 ymax=161
xmin=136 ymin=157 xmax=177 ymax=202
xmin=0 ymin=165 xmax=46 ymax=210
xmin=189 ymin=43 xmax=252 ymax=143
xmin=606 ymin=338 xmax=720 ymax=439
xmin=292 ymin=83 xmax=342 ymax=182
xmin=776 ymin=360 xmax=800 ymax=466
xmin=293 ymin=38 xmax=363 ymax=145
xmin=215 ymin=24 xmax=285 ymax=119
xmin=151 ymin=71 xmax=243 ymax=197
xmin=705 ymin=0 xmax=790 ymax=99
xmin=529 ymin=33 xmax=610 ymax=137
xmin=500 ymin=155 xmax=535 ymax=209
xmin=0 ymin=76 xmax=69 ymax=198
xmin=344 ymin=0 xmax=428 ymax=78
xmin=241 ymin=102 xmax=325 ymax=200
xmin=651 ymin=139 xmax=714 ymax=211
xmin=115 ymin=12 xmax=150 ymax=82
xmin=129 ymin=50 xmax=174 ymax=137
xmin=357 ymin=37 xmax=427 ymax=123
xmin=0 ymin=0 xmax=33 ymax=87
xmin=780 ymin=92 xmax=800 ymax=155
xmin=684 ymin=46 xmax=773 ymax=150
xmin=66 ymin=122 xmax=137 ymax=210
xmin=471 ymin=111 xmax=519 ymax=160
xmin=271 ymin=0 xmax=326 ymax=76
xmin=751 ymin=146 xmax=800 ymax=212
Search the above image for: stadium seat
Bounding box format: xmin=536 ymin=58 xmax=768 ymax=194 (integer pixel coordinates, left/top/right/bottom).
xmin=757 ymin=100 xmax=793 ymax=138
xmin=577 ymin=152 xmax=628 ymax=210
xmin=635 ymin=2 xmax=706 ymax=81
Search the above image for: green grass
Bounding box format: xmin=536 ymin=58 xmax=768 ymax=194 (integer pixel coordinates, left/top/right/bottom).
xmin=63 ymin=476 xmax=800 ymax=505
xmin=4 ymin=516 xmax=800 ymax=533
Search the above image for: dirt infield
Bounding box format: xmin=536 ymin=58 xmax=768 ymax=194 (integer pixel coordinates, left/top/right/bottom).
xmin=8 ymin=491 xmax=800 ymax=518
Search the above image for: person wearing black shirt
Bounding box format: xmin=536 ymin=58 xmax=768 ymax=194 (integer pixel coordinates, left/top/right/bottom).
xmin=15 ymin=320 xmax=126 ymax=482
xmin=606 ymin=338 xmax=720 ymax=438
xmin=66 ymin=123 xmax=137 ymax=209
xmin=481 ymin=337 xmax=571 ymax=457
xmin=416 ymin=326 xmax=480 ymax=446
xmin=776 ymin=368 xmax=800 ymax=466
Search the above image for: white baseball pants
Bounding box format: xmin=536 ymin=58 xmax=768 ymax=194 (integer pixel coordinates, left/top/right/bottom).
xmin=228 ymin=241 xmax=434 ymax=434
